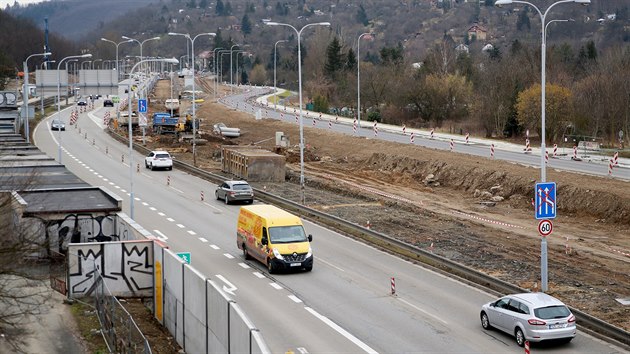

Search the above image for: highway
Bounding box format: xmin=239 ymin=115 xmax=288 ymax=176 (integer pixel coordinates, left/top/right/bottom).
xmin=33 ymin=88 xmax=627 ymax=353
xmin=219 ymin=86 xmax=630 ymax=181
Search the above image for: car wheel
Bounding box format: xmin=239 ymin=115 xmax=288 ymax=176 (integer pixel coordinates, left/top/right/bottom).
xmin=267 ymin=259 xmax=275 ymax=274
xmin=145 ymin=161 xmax=149 ymax=169
xmin=248 ymin=199 xmax=254 ymax=204
xmin=224 ymin=195 xmax=229 ymax=205
xmin=168 ymin=166 xmax=172 ymax=171
xmin=480 ymin=312 xmax=492 ymax=330
xmin=242 ymin=245 xmax=251 ymax=260
xmin=149 ymin=163 xmax=153 ymax=170
xmin=515 ymin=327 xmax=525 ymax=347
xmin=304 ymin=265 xmax=313 ymax=272
xmin=215 ymin=191 xmax=220 ymax=200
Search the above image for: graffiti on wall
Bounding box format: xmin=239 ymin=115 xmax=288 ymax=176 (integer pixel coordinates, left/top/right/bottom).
xmin=68 ymin=241 xmax=153 ymax=297
xmin=46 ymin=213 xmax=126 ymax=252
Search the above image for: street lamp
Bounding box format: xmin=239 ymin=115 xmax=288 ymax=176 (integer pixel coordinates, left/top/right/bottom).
xmin=266 ymin=21 xmax=331 ymax=204
xmin=92 ymin=59 xmax=102 ymax=69
xmin=122 ymin=35 xmax=161 ymax=74
xmin=168 ymin=32 xmax=216 ymax=166
xmin=127 ymin=57 xmax=179 ymax=219
xmin=23 ymin=51 xmax=52 ymax=143
xmin=213 ymin=47 xmax=223 ymax=100
xmin=274 ymin=40 xmax=288 ymax=111
xmin=230 ymin=44 xmax=240 ymax=94
xmin=57 ymin=54 xmax=92 ymax=163
xmin=495 ymin=0 xmax=590 ymax=293
xmin=234 ymin=50 xmax=247 ymax=89
xmin=101 ymin=38 xmax=133 ymax=81
xmin=82 ymin=61 xmax=91 ymax=70
xmin=220 ymin=52 xmax=231 ymax=85
xmin=357 ymin=32 xmax=373 ymax=137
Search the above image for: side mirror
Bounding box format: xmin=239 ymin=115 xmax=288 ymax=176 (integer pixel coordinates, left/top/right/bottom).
xmin=261 ymin=236 xmax=268 ymax=245
xmin=308 ymin=234 xmax=313 ymax=242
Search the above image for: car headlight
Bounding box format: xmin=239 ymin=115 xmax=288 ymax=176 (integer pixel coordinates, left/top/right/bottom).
xmin=306 ymin=247 xmax=312 ymax=258
xmin=272 ymin=248 xmax=284 ymax=260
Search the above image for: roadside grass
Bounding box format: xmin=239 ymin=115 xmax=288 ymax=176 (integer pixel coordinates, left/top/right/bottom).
xmin=266 ymin=89 xmax=291 ymax=104
xmin=70 ymin=300 xmax=109 ymax=354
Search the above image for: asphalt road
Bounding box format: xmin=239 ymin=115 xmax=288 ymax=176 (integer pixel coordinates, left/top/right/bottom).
xmin=219 ymin=86 xmax=630 ymax=181
xmin=32 ymin=83 xmax=628 ymax=354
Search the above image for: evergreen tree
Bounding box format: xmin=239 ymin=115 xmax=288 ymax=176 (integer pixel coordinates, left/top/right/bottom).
xmin=585 ymin=40 xmax=597 ymax=61
xmin=324 ymin=37 xmax=343 ymax=78
xmin=356 ymin=4 xmax=369 ymax=26
xmin=199 ymin=0 xmax=207 ymax=8
xmin=516 ymin=8 xmax=531 ymax=31
xmin=242 ymin=14 xmax=252 ymax=35
xmin=225 ymin=1 xmax=232 ymax=15
xmin=216 ymin=0 xmax=224 ymax=15
xmin=186 ymin=0 xmax=196 ymax=8
xmin=345 ymin=48 xmax=356 ymax=71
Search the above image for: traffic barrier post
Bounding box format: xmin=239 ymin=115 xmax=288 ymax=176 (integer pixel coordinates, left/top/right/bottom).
xmin=491 ymin=144 xmax=495 ymax=159
xmin=390 ymin=277 xmax=396 ymax=296
xmin=410 ymin=132 xmax=415 ymax=144
xmin=167 ymin=175 xmax=171 ymax=186
xmin=465 ymin=132 xmax=469 ymax=144
xmin=201 ymin=191 xmax=205 ymax=201
xmin=430 ymin=128 xmax=434 ymax=139
xmin=450 ymin=139 xmax=454 ymax=152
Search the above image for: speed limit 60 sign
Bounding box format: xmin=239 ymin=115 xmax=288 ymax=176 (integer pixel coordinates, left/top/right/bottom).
xmin=538 ymin=219 xmax=553 ymax=236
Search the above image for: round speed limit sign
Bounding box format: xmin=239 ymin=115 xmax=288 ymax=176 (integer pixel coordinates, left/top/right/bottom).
xmin=538 ymin=219 xmax=553 ymax=236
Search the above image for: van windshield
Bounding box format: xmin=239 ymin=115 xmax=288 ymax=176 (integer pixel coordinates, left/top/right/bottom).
xmin=269 ymin=225 xmax=307 ymax=244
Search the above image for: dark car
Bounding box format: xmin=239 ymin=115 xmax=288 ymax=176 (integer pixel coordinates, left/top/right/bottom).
xmin=215 ymin=180 xmax=254 ymax=204
xmin=77 ymin=100 xmax=87 ymax=106
xmin=51 ymin=119 xmax=65 ymax=131
xmin=103 ymin=99 xmax=114 ymax=107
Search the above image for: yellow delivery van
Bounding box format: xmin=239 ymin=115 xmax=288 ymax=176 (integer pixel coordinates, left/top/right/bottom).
xmin=237 ymin=204 xmax=313 ymax=273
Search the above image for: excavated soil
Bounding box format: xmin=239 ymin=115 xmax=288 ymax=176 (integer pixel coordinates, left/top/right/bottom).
xmin=122 ymin=78 xmax=630 ymax=343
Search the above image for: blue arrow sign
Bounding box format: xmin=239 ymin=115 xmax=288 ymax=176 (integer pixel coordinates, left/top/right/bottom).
xmin=535 ymin=182 xmax=556 ymax=220
xmin=138 ymin=99 xmax=147 ymax=113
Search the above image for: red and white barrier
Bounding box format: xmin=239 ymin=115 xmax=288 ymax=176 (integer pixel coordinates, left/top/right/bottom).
xmin=402 ymin=124 xmax=406 ymax=135
xmin=524 ymin=139 xmax=531 ymax=153
xmin=609 ymin=159 xmax=614 ymax=176
xmin=312 ymin=118 xmax=316 ymax=127
xmin=524 ymin=341 xmax=530 ymax=354
xmin=366 ymin=220 xmax=371 ymax=229
xmin=410 ymin=132 xmax=415 ymax=144
xmin=122 ymin=154 xmax=125 ymax=163
xmin=450 ymin=139 xmax=454 ymax=152
xmin=613 ymin=151 xmax=619 ymax=166
xmin=295 ymin=115 xmax=299 ymax=124
xmin=545 ymin=149 xmax=549 ymax=164
xmin=491 ymin=143 xmax=495 ymax=159
xmin=167 ymin=175 xmax=171 ymax=186
xmin=465 ymin=132 xmax=469 ymax=144
xmin=573 ymin=145 xmax=577 ymax=160
xmin=353 ymin=119 xmax=357 ymax=134
xmin=553 ymin=144 xmax=558 ymax=157
xmin=430 ymin=128 xmax=434 ymax=139
xmin=201 ymin=191 xmax=205 ymax=201
xmin=335 ymin=115 xmax=338 ymax=123
xmin=565 ymin=236 xmax=571 ymax=254
xmin=390 ymin=277 xmax=396 ymax=296
xmin=328 ymin=121 xmax=332 ymax=130
xmin=373 ymin=121 xmax=378 ymax=137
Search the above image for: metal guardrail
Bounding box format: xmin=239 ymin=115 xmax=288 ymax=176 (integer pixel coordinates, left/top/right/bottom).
xmin=107 ymin=128 xmax=630 ymax=349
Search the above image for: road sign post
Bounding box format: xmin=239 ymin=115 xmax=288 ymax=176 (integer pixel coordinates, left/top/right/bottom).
xmin=138 ymin=98 xmax=147 ymax=113
xmin=535 ymin=182 xmax=556 ymax=220
xmin=176 ymin=252 xmax=191 ymax=264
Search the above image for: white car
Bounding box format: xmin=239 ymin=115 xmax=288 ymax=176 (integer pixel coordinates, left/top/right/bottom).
xmin=480 ymin=292 xmax=576 ymax=347
xmin=145 ymin=151 xmax=173 ymax=171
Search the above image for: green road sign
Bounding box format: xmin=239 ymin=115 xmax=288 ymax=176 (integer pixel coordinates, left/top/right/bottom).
xmin=112 ymin=96 xmax=120 ymax=103
xmin=176 ymin=252 xmax=191 ymax=264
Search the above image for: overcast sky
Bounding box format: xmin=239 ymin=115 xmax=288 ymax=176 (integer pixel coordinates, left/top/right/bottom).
xmin=1 ymin=0 xmax=47 ymax=8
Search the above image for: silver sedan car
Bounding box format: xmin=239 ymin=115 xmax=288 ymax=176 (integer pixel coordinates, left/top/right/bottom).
xmin=480 ymin=292 xmax=576 ymax=347
xmin=215 ymin=180 xmax=254 ymax=204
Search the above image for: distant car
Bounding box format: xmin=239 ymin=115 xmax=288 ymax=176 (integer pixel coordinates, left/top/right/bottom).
xmin=480 ymin=293 xmax=576 ymax=347
xmin=51 ymin=119 xmax=65 ymax=131
xmin=144 ymin=150 xmax=173 ymax=171
xmin=77 ymin=100 xmax=87 ymax=106
xmin=215 ymin=180 xmax=254 ymax=204
xmin=103 ymin=99 xmax=114 ymax=107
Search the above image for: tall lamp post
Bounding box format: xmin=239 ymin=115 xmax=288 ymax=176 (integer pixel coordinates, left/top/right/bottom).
xmin=357 ymin=32 xmax=372 ymax=137
xmin=495 ymin=0 xmax=590 ymax=293
xmin=127 ymin=57 xmax=179 ymax=219
xmin=234 ymin=50 xmax=247 ymax=89
xmin=168 ymin=32 xmax=216 ymax=166
xmin=64 ymin=59 xmax=78 ymax=106
xmin=213 ymin=47 xmax=223 ymax=100
xmin=101 ymin=38 xmax=133 ymax=82
xmin=220 ymin=52 xmax=231 ymax=85
xmin=266 ymin=21 xmax=331 ymax=204
xmin=57 ymin=54 xmax=92 ymax=163
xmin=230 ymin=44 xmax=240 ymax=94
xmin=40 ymin=59 xmax=55 ymax=116
xmin=92 ymin=59 xmax=102 ymax=69
xmin=274 ymin=40 xmax=288 ymax=111
xmin=122 ymin=35 xmax=161 ymax=74
xmin=23 ymin=51 xmax=51 ymax=143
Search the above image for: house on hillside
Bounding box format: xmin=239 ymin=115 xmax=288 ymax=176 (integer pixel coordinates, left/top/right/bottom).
xmin=455 ymin=43 xmax=469 ymax=54
xmin=467 ymin=24 xmax=487 ymax=41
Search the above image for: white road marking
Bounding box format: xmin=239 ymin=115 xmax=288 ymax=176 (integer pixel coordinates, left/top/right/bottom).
xmin=152 ymin=230 xmax=169 ymax=242
xmin=109 ymin=182 xmax=114 ymax=185
xmin=176 ymin=224 xmax=185 ymax=228
xmin=141 ymin=173 xmax=153 ymax=179
xmin=142 ymin=202 xmax=149 ymax=206
xmin=114 ymin=186 xmax=120 ymax=189
xmin=149 ymin=207 xmax=157 ymax=211
xmin=198 ymin=237 xmax=208 ymax=243
xmin=317 ymin=257 xmax=345 ymax=272
xmin=187 ymin=230 xmax=197 ymax=235
xmin=238 ymin=263 xmax=250 ymax=269
xmin=210 ymin=245 xmax=220 ymax=250
xmin=121 ymin=189 xmax=126 ymax=193
xmin=223 ymin=253 xmax=234 ymax=259
xmin=89 ymin=168 xmax=94 ymax=172
xmin=93 ymin=172 xmax=98 ymax=175
xmin=269 ymin=282 xmax=283 ymax=290
xmin=304 ymin=307 xmax=378 ymax=354
xmin=170 ymin=187 xmax=184 ymax=194
xmin=397 ymin=298 xmax=448 ymax=325
xmin=288 ymin=295 xmax=302 ymax=303
xmin=122 ymin=163 xmax=129 ymax=167
xmin=103 ymin=178 xmax=108 ymax=181
xmin=253 ymin=272 xmax=265 ymax=279
xmin=215 ymin=274 xmax=237 ymax=295
xmin=134 ymin=197 xmax=140 ymax=201
xmin=297 ymin=348 xmax=309 ymax=354
xmin=166 ymin=218 xmax=174 ymax=222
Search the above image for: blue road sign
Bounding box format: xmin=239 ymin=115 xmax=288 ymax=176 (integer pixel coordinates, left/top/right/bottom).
xmin=176 ymin=252 xmax=191 ymax=264
xmin=535 ymin=182 xmax=556 ymax=220
xmin=138 ymin=99 xmax=147 ymax=113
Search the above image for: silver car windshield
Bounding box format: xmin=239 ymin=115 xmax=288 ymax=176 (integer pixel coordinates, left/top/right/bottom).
xmin=269 ymin=226 xmax=307 ymax=244
xmin=534 ymin=305 xmax=571 ymax=319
